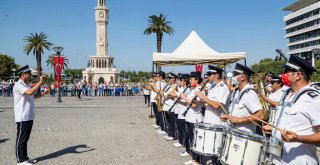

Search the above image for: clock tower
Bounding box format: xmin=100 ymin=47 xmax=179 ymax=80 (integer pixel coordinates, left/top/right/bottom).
xmin=83 ymin=0 xmax=119 ymax=84
xmin=95 ymin=0 xmax=109 ymax=56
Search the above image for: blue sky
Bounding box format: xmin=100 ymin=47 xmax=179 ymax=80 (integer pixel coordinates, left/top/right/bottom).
xmin=0 ymin=0 xmax=296 ymax=73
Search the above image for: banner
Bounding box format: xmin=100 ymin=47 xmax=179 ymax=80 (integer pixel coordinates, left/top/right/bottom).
xmin=195 ymin=64 xmax=203 ymax=74
xmin=54 ymin=56 xmax=65 ymax=88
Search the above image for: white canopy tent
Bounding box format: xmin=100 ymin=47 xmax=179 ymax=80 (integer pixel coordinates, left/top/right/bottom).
xmin=152 ymin=31 xmax=246 ymax=67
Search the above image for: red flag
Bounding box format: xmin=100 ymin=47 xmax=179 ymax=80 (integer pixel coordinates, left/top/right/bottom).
xmin=54 ymin=56 xmax=65 ymax=88
xmin=195 ymin=64 xmax=203 ymax=74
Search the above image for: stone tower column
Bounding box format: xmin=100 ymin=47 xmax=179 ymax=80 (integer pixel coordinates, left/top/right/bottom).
xmin=95 ymin=0 xmax=108 ymax=56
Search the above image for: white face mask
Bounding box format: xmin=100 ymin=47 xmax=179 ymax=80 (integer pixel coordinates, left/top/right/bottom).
xmin=232 ymin=75 xmax=240 ymax=86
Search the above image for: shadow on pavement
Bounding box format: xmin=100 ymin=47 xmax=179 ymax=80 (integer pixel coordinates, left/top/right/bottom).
xmin=35 ymin=144 xmax=95 ymax=163
xmin=0 ymin=110 xmax=4 ymax=113
xmin=0 ymin=139 xmax=9 ymax=144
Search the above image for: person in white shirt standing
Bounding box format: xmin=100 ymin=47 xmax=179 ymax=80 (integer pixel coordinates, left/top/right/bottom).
xmin=220 ymin=63 xmax=265 ymax=134
xmin=263 ymin=55 xmax=320 ymax=165
xmin=162 ymin=73 xmax=178 ymax=141
xmin=257 ymin=75 xmax=285 ymax=125
xmin=13 ymin=65 xmax=48 ymax=165
xmin=180 ymin=71 xmax=204 ymax=165
xmin=195 ymin=65 xmax=230 ymax=165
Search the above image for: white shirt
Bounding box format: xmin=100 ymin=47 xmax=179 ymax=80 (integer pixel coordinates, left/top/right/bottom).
xmin=203 ymin=81 xmax=230 ymax=125
xmin=174 ymin=86 xmax=183 ymax=114
xmin=13 ymin=80 xmax=35 ymax=122
xmin=229 ymin=84 xmax=262 ymax=133
xmin=185 ymin=86 xmax=204 ymax=123
xmin=150 ymin=80 xmax=166 ymax=103
xmin=272 ymin=85 xmax=320 ymax=165
xmin=143 ymin=88 xmax=150 ymax=95
xmin=162 ymin=84 xmax=175 ymax=112
xmin=177 ymin=87 xmax=191 ymax=119
xmin=268 ymin=88 xmax=285 ymax=103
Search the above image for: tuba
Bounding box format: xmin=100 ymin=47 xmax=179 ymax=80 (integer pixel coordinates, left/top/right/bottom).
xmin=252 ymin=73 xmax=270 ymax=120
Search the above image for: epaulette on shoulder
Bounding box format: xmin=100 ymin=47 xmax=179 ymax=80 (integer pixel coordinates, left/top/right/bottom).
xmin=307 ymin=91 xmax=320 ymax=99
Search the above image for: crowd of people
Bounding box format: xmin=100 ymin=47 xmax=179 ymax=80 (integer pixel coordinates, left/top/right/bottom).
xmin=1 ymin=80 xmax=143 ymax=98
xmin=0 ymin=81 xmax=14 ymax=97
xmin=146 ymin=54 xmax=320 ymax=165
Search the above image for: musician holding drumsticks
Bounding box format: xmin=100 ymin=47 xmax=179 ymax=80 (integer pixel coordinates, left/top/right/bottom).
xmin=262 ymin=55 xmax=320 ymax=165
xmin=220 ymin=63 xmax=266 ymax=134
xmin=13 ymin=65 xmax=49 ymax=165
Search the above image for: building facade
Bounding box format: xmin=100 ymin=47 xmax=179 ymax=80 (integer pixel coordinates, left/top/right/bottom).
xmin=83 ymin=0 xmax=119 ymax=84
xmin=283 ymin=0 xmax=320 ymax=66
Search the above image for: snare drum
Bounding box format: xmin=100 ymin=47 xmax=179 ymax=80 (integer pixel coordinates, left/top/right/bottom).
xmin=267 ymin=138 xmax=283 ymax=158
xmin=192 ymin=123 xmax=225 ymax=156
xmin=220 ymin=128 xmax=267 ymax=165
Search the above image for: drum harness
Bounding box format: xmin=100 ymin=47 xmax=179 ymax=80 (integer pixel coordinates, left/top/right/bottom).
xmin=228 ymin=87 xmax=255 ymax=128
xmin=267 ymin=87 xmax=320 ymax=163
xmin=224 ymin=87 xmax=260 ymax=164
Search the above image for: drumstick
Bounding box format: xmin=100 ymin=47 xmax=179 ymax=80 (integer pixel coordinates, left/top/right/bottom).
xmin=245 ymin=117 xmax=262 ymax=128
xmin=208 ymin=109 xmax=219 ymax=116
xmin=249 ymin=115 xmax=281 ymax=131
xmin=218 ymin=102 xmax=229 ymax=115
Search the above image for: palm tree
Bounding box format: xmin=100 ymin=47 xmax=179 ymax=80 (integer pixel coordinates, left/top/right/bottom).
xmin=144 ymin=13 xmax=175 ymax=53
xmin=46 ymin=54 xmax=69 ymax=70
xmin=24 ymin=32 xmax=53 ymax=78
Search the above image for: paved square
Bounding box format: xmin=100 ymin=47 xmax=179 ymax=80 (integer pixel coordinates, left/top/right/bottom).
xmin=0 ymin=96 xmax=189 ymax=164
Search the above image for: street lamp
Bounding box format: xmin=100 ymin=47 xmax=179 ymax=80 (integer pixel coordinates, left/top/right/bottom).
xmin=12 ymin=68 xmax=16 ymax=81
xmin=53 ymin=46 xmax=64 ymax=103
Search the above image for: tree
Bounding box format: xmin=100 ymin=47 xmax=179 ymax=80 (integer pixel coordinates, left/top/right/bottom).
xmin=23 ymin=32 xmax=53 ymax=78
xmin=64 ymin=69 xmax=84 ymax=83
xmin=144 ymin=13 xmax=175 ymax=53
xmin=312 ymin=60 xmax=320 ymax=82
xmin=144 ymin=13 xmax=174 ymax=71
xmin=251 ymin=58 xmax=286 ymax=76
xmin=0 ymin=54 xmax=18 ymax=80
xmin=46 ymin=54 xmax=70 ymax=70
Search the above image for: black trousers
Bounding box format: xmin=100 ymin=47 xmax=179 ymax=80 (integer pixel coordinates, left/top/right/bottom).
xmin=165 ymin=111 xmax=176 ymax=137
xmin=177 ymin=119 xmax=187 ymax=146
xmin=186 ymin=122 xmax=200 ymax=162
xmin=77 ymin=89 xmax=81 ymax=98
xmin=144 ymin=95 xmax=150 ymax=105
xmin=16 ymin=121 xmax=33 ymax=163
xmin=152 ymin=102 xmax=161 ymax=127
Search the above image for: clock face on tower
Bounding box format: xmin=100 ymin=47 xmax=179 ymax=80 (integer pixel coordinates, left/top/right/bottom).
xmin=99 ymin=12 xmax=104 ymax=18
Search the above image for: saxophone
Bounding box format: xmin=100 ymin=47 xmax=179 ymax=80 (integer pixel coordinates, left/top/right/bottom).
xmin=155 ymin=81 xmax=163 ymax=112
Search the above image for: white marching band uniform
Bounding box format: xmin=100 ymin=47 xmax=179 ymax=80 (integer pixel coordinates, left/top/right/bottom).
xmin=203 ymin=81 xmax=230 ymax=125
xmin=272 ymin=85 xmax=320 ymax=165
xmin=150 ymin=56 xmax=320 ymax=165
xmin=185 ymin=86 xmax=204 ymax=124
xmin=228 ymin=83 xmax=262 ymax=133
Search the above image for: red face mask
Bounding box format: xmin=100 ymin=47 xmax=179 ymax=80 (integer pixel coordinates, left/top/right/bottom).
xmin=191 ymin=82 xmax=197 ymax=88
xmin=281 ymin=72 xmax=291 ymax=87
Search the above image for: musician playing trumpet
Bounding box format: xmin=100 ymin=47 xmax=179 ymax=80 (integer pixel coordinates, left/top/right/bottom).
xmin=220 ymin=63 xmax=265 ymax=134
